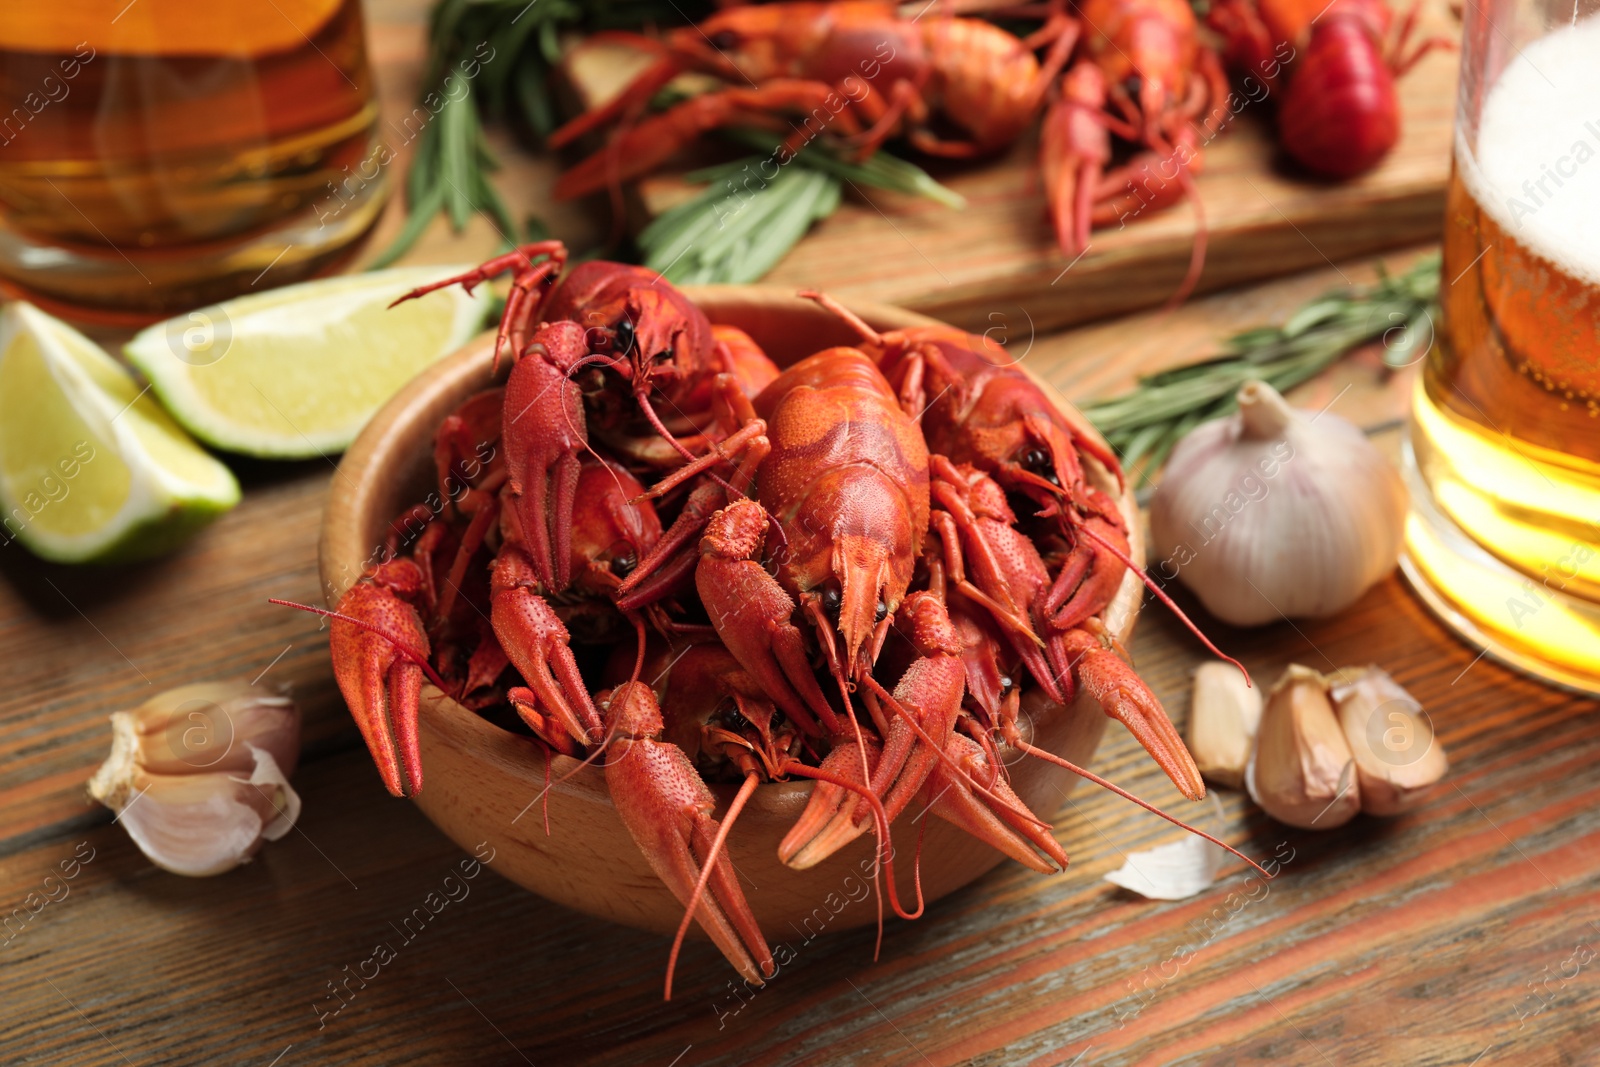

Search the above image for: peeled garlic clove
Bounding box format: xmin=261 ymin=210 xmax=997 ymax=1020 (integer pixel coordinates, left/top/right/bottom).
xmin=1247 ymin=665 xmax=1360 ymax=828
xmin=1331 ymin=666 xmax=1448 ymax=815
xmin=90 ymin=744 xmax=300 ymax=877
xmin=1188 ymin=661 xmax=1262 ymax=789
xmin=1149 ymin=379 xmax=1408 ymax=627
xmin=104 ymin=681 xmax=299 ymax=776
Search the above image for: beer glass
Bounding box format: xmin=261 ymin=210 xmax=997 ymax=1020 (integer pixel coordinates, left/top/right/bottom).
xmin=0 ymin=0 xmax=388 ymax=320
xmin=1403 ymin=0 xmax=1600 ymax=692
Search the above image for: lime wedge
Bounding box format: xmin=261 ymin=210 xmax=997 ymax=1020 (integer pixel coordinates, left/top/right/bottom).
xmin=125 ymin=267 xmax=489 ymax=459
xmin=0 ymin=303 xmax=240 ymax=563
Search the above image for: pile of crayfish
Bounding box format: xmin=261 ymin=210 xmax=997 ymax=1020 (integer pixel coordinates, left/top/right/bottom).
xmin=551 ymin=0 xmax=1234 ymax=279
xmin=545 ymin=0 xmax=1441 ymax=289
xmin=309 ymin=246 xmax=1259 ymax=995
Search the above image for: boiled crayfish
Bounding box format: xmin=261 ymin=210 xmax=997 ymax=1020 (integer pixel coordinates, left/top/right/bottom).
xmin=1205 ymin=0 xmax=1450 ymax=177
xmin=546 ymin=0 xmax=1232 ymax=278
xmin=298 ymin=244 xmax=1261 ymax=998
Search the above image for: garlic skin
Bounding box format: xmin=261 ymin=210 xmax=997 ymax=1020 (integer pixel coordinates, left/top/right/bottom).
xmin=1150 ymin=380 xmax=1407 ymax=627
xmin=1331 ymin=666 xmax=1448 ymax=816
xmin=95 ymin=747 xmax=300 ymax=877
xmin=1246 ymin=665 xmax=1360 ymax=828
xmin=103 ymin=682 xmax=300 ymax=776
xmin=1187 ymin=661 xmax=1262 ymax=789
xmin=88 ymin=682 xmax=302 ymax=876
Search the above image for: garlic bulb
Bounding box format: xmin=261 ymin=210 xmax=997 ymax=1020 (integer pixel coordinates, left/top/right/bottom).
xmin=1150 ymin=380 xmax=1407 ymax=627
xmin=1246 ymin=665 xmax=1360 ymax=829
xmin=1330 ymin=666 xmax=1448 ymax=815
xmin=88 ymin=682 xmax=301 ymax=876
xmin=1187 ymin=661 xmax=1262 ymax=789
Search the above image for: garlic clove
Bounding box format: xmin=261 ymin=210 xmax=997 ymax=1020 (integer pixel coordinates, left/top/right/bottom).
xmin=1149 ymin=380 xmax=1408 ymax=628
xmin=90 ymin=744 xmax=301 ymax=877
xmin=1331 ymin=666 xmax=1448 ymax=816
xmin=88 ymin=681 xmax=302 ymax=877
xmin=104 ymin=681 xmax=299 ymax=777
xmin=1246 ymin=665 xmax=1361 ymax=828
xmin=1187 ymin=661 xmax=1262 ymax=789
xmin=248 ymin=745 xmax=301 ymax=841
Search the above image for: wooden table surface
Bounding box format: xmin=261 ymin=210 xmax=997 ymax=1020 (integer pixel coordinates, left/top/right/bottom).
xmin=4 ymin=4 xmax=1599 ymax=1066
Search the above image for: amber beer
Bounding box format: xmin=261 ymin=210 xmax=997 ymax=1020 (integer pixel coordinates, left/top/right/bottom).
xmin=0 ymin=0 xmax=384 ymax=318
xmin=1405 ymin=14 xmax=1600 ymax=692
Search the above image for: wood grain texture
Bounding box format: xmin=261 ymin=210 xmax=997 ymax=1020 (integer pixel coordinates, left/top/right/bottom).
xmin=559 ymin=1 xmax=1460 ymax=335
xmin=8 ymin=240 xmax=1599 ymax=1065
xmin=2 ymin=3 xmax=1597 ymax=1065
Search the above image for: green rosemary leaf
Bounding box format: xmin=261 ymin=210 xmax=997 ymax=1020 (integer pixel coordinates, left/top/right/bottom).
xmin=1280 ymin=296 xmax=1348 ymax=338
xmin=1117 ymin=420 xmax=1168 ymax=470
xmin=366 ymin=181 xmax=446 ymax=270
xmin=637 ymin=130 xmax=956 ymax=285
xmin=441 ymin=101 xmax=474 ymax=230
xmin=717 ymin=127 xmax=965 ymax=208
xmin=373 ymin=0 xmax=706 ymax=268
xmin=1082 ymin=253 xmax=1442 ymax=475
xmin=1382 ymin=308 xmax=1435 ymax=369
xmin=732 ymin=170 xmax=839 ymax=281
xmin=643 ymin=164 xmax=846 ymax=285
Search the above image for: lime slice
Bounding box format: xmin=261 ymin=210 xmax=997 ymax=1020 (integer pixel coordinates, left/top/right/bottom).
xmin=125 ymin=267 xmax=489 ymax=459
xmin=0 ymin=303 xmax=240 ymax=563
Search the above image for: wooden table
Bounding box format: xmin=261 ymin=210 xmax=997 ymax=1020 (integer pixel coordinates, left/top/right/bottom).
xmin=4 ymin=5 xmax=1599 ymax=1066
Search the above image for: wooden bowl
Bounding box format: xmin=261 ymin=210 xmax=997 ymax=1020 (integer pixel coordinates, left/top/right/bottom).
xmin=319 ymin=286 xmax=1144 ymax=936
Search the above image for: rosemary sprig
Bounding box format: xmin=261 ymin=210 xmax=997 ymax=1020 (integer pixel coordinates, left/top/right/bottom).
xmin=380 ymin=0 xmax=963 ymax=281
xmin=639 ymin=133 xmax=963 ymax=284
xmin=372 ymin=0 xmax=709 ymax=267
xmin=1080 ymin=253 xmax=1441 ymax=476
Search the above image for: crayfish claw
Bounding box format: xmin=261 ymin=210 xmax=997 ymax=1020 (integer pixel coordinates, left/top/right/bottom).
xmin=329 ymin=582 xmax=430 ymax=797
xmin=602 ymin=683 xmax=773 ymax=992
xmin=925 ymin=733 xmax=1068 ymax=874
xmin=779 ymin=735 xmax=881 ymax=870
xmin=490 ymin=546 xmax=605 ymax=747
xmin=1057 ymin=629 xmax=1206 ymax=801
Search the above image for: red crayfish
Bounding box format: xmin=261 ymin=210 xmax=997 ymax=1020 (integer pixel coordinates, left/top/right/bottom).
xmin=1206 ymin=0 xmax=1450 ymax=177
xmin=547 ymin=0 xmax=1236 ymax=278
xmin=291 ymin=243 xmax=1263 ymax=998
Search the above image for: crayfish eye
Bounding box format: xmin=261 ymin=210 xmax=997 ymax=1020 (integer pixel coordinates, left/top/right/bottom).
xmin=708 ymin=29 xmax=739 ymax=49
xmin=874 ymin=599 xmax=888 ymax=622
xmin=1123 ymin=75 xmax=1142 ymax=99
xmin=612 ymin=552 xmax=637 ymax=577
xmin=612 ymin=317 xmax=636 ymax=356
xmin=1022 ymin=448 xmax=1059 ymax=485
xmin=718 ymin=699 xmax=750 ymax=730
xmin=822 ymin=585 xmax=842 ymax=618
xmin=998 ymin=674 xmax=1014 ymax=693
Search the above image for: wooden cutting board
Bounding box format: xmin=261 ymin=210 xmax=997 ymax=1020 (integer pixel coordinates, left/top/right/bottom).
xmin=560 ymin=1 xmax=1459 ymax=335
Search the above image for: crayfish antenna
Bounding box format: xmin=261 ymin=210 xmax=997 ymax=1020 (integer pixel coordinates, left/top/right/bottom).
xmin=1075 ymin=524 xmax=1250 ymax=686
xmin=1017 ymin=737 xmax=1268 ymax=878
xmin=634 ymin=385 xmax=746 ymax=502
xmin=798 ymin=289 xmax=884 ymax=347
xmin=783 ymin=761 xmax=925 ymax=922
xmin=665 ymin=771 xmax=764 ymax=1001
xmin=268 ymin=599 xmax=450 ymax=691
xmin=862 ymin=676 xmax=1053 ymax=832
xmin=1162 ymin=165 xmax=1208 ymax=312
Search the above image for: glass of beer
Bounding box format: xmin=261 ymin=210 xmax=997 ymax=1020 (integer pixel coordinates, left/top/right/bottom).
xmin=0 ymin=0 xmax=388 ymax=321
xmin=1403 ymin=0 xmax=1600 ymax=693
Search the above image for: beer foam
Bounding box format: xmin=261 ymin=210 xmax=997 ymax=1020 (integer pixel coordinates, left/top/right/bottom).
xmin=1462 ymin=14 xmax=1600 ymax=285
